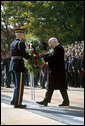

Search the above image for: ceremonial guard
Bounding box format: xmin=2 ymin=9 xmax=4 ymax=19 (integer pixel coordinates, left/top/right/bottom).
xmin=9 ymin=28 xmax=30 ymax=108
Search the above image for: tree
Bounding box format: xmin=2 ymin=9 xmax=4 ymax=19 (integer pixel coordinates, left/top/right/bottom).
xmin=1 ymin=20 xmax=15 ymax=52
xmin=1 ymin=1 xmax=84 ymax=46
xmin=26 ymin=1 xmax=84 ymax=44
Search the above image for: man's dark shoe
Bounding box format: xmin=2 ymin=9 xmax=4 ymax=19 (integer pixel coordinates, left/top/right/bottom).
xmin=14 ymin=104 xmax=27 ymax=108
xmin=36 ymin=100 xmax=48 ymax=106
xmin=10 ymin=101 xmax=14 ymax=105
xmin=59 ymin=101 xmax=69 ymax=106
xmin=6 ymin=85 xmax=11 ymax=88
xmin=41 ymin=86 xmax=45 ymax=89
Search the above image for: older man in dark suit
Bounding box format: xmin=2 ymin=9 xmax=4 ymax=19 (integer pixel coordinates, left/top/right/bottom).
xmin=36 ymin=37 xmax=70 ymax=106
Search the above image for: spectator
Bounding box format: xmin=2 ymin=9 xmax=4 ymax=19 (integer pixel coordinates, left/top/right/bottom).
xmin=3 ymin=52 xmax=11 ymax=88
xmin=64 ymin=40 xmax=84 ymax=88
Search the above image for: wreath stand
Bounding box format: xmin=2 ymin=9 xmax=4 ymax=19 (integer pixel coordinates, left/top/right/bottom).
xmin=30 ymin=72 xmax=35 ymax=101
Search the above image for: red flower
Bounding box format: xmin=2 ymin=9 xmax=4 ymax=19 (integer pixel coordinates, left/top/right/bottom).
xmin=36 ymin=51 xmax=39 ymax=54
xmin=6 ymin=51 xmax=10 ymax=54
xmin=32 ymin=50 xmax=36 ymax=53
xmin=28 ymin=44 xmax=30 ymax=48
xmin=35 ymin=66 xmax=39 ymax=68
xmin=31 ymin=41 xmax=33 ymax=44
xmin=36 ymin=55 xmax=39 ymax=58
xmin=33 ymin=60 xmax=36 ymax=63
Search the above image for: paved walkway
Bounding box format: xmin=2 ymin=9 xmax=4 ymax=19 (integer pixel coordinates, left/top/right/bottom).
xmin=1 ymin=85 xmax=84 ymax=125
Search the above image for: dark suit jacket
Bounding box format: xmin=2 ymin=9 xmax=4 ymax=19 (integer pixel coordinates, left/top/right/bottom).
xmin=43 ymin=44 xmax=67 ymax=90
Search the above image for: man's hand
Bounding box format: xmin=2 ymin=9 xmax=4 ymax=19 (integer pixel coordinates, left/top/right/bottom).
xmin=42 ymin=50 xmax=47 ymax=55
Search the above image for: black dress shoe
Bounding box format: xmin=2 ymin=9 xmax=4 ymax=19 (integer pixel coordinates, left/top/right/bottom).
xmin=41 ymin=86 xmax=45 ymax=89
xmin=59 ymin=102 xmax=69 ymax=106
xmin=6 ymin=86 xmax=11 ymax=88
xmin=14 ymin=104 xmax=27 ymax=108
xmin=36 ymin=101 xmax=48 ymax=106
xmin=10 ymin=101 xmax=14 ymax=105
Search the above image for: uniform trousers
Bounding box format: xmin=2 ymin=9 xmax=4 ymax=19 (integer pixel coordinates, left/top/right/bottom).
xmin=11 ymin=71 xmax=25 ymax=106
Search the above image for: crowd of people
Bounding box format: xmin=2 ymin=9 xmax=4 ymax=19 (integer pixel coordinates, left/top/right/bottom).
xmin=1 ymin=40 xmax=84 ymax=88
xmin=64 ymin=41 xmax=84 ymax=88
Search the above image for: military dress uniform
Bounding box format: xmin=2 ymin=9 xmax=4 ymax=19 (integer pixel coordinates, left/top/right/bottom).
xmin=9 ymin=28 xmax=30 ymax=108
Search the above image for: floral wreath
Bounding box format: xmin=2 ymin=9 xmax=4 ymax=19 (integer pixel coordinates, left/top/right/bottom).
xmin=25 ymin=39 xmax=45 ymax=76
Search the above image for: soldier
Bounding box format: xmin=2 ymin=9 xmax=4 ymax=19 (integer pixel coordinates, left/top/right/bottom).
xmin=3 ymin=52 xmax=11 ymax=88
xmin=36 ymin=37 xmax=70 ymax=106
xmin=40 ymin=42 xmax=48 ymax=88
xmin=9 ymin=28 xmax=30 ymax=108
xmin=40 ymin=64 xmax=47 ymax=89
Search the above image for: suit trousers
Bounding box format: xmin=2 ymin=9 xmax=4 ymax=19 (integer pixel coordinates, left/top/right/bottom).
xmin=44 ymin=88 xmax=69 ymax=103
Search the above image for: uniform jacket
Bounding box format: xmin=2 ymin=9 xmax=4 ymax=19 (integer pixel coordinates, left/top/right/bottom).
xmin=43 ymin=44 xmax=67 ymax=90
xmin=9 ymin=39 xmax=30 ymax=72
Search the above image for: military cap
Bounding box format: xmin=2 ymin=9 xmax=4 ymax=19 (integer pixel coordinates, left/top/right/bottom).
xmin=15 ymin=28 xmax=25 ymax=33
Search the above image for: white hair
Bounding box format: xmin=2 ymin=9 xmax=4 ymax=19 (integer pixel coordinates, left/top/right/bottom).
xmin=48 ymin=37 xmax=58 ymax=43
xmin=15 ymin=33 xmax=23 ymax=37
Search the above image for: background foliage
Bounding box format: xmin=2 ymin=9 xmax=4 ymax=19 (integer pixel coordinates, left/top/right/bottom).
xmin=1 ymin=1 xmax=84 ymax=53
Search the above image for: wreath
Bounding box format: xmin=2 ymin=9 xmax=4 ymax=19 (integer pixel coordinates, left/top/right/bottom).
xmin=25 ymin=39 xmax=45 ymax=76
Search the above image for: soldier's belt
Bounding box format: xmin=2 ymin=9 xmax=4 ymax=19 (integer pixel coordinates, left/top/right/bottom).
xmin=11 ymin=56 xmax=23 ymax=59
